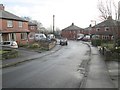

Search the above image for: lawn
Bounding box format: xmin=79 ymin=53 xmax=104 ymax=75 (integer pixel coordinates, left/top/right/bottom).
xmin=0 ymin=50 xmax=10 ymax=54
xmin=101 ymin=43 xmax=114 ymax=49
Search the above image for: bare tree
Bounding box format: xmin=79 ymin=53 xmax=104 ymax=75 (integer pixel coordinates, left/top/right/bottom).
xmin=98 ymin=0 xmax=118 ymax=20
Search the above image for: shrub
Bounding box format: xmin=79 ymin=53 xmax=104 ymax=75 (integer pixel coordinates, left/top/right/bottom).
xmin=117 ymin=39 xmax=120 ymax=46
xmin=29 ymin=43 xmax=40 ymax=48
xmin=91 ymin=39 xmax=101 ymax=46
xmin=111 ymin=47 xmax=120 ymax=53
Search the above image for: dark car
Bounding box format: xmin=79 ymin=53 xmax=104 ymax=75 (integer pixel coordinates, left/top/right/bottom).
xmin=60 ymin=38 xmax=68 ymax=45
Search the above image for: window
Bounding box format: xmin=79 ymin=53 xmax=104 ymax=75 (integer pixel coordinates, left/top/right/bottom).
xmin=21 ymin=33 xmax=27 ymax=40
xmin=31 ymin=26 xmax=35 ymax=30
xmin=29 ymin=33 xmax=34 ymax=39
xmin=7 ymin=20 xmax=13 ymax=27
xmin=9 ymin=33 xmax=16 ymax=41
xmin=0 ymin=34 xmax=2 ymax=42
xmin=96 ymin=28 xmax=100 ymax=31
xmin=102 ymin=35 xmax=109 ymax=40
xmin=105 ymin=27 xmax=109 ymax=31
xmin=19 ymin=21 xmax=23 ymax=28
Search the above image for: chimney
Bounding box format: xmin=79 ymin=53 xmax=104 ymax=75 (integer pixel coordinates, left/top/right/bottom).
xmin=0 ymin=4 xmax=5 ymax=10
xmin=72 ymin=23 xmax=74 ymax=26
xmin=107 ymin=16 xmax=112 ymax=20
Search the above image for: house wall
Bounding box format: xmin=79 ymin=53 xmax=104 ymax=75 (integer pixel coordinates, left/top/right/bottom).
xmin=1 ymin=19 xmax=28 ymax=30
xmin=28 ymin=25 xmax=37 ymax=32
xmin=28 ymin=25 xmax=38 ymax=44
xmin=90 ymin=26 xmax=120 ymax=40
xmin=61 ymin=30 xmax=83 ymax=40
xmin=0 ymin=19 xmax=29 ymax=45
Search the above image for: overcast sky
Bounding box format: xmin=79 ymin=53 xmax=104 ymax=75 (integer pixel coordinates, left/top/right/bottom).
xmin=1 ymin=0 xmax=119 ymax=30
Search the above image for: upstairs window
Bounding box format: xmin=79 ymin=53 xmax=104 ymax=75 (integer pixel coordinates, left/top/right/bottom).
xmin=19 ymin=21 xmax=23 ymax=28
xmin=105 ymin=27 xmax=109 ymax=31
xmin=31 ymin=26 xmax=35 ymax=30
xmin=7 ymin=20 xmax=13 ymax=27
xmin=96 ymin=28 xmax=100 ymax=31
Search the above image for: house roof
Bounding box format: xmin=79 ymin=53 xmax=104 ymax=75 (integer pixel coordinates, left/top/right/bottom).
xmin=28 ymin=22 xmax=37 ymax=26
xmin=62 ymin=23 xmax=83 ymax=31
xmin=93 ymin=17 xmax=120 ymax=28
xmin=0 ymin=10 xmax=27 ymax=22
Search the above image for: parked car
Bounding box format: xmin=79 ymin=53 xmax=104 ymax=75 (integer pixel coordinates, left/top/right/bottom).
xmin=0 ymin=41 xmax=18 ymax=49
xmin=47 ymin=34 xmax=55 ymax=40
xmin=77 ymin=34 xmax=84 ymax=41
xmin=60 ymin=38 xmax=68 ymax=45
xmin=82 ymin=35 xmax=90 ymax=41
xmin=34 ymin=33 xmax=47 ymax=41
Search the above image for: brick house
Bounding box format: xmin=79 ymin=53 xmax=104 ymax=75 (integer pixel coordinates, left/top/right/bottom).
xmin=28 ymin=22 xmax=38 ymax=43
xmin=61 ymin=23 xmax=84 ymax=40
xmin=0 ymin=4 xmax=30 ymax=45
xmin=90 ymin=17 xmax=120 ymax=40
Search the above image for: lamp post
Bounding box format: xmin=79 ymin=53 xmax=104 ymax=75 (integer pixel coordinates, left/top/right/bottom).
xmin=53 ymin=15 xmax=55 ymax=35
xmin=91 ymin=20 xmax=96 ymax=38
xmin=91 ymin=20 xmax=97 ymax=46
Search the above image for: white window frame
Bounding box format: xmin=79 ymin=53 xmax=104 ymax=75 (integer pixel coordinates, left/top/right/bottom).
xmin=8 ymin=33 xmax=16 ymax=41
xmin=19 ymin=21 xmax=23 ymax=28
xmin=7 ymin=20 xmax=13 ymax=27
xmin=105 ymin=27 xmax=109 ymax=31
xmin=0 ymin=34 xmax=2 ymax=42
xmin=96 ymin=28 xmax=100 ymax=31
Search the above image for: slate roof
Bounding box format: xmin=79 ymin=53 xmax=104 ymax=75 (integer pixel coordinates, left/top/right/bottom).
xmin=62 ymin=23 xmax=83 ymax=31
xmin=0 ymin=10 xmax=27 ymax=21
xmin=28 ymin=22 xmax=37 ymax=26
xmin=93 ymin=18 xmax=120 ymax=27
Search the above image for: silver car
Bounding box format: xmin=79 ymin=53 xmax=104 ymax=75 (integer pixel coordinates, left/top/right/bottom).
xmin=0 ymin=41 xmax=18 ymax=49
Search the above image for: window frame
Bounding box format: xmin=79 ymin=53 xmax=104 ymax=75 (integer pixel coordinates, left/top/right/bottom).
xmin=105 ymin=27 xmax=109 ymax=31
xmin=18 ymin=21 xmax=23 ymax=28
xmin=96 ymin=28 xmax=100 ymax=31
xmin=21 ymin=33 xmax=27 ymax=40
xmin=7 ymin=20 xmax=13 ymax=28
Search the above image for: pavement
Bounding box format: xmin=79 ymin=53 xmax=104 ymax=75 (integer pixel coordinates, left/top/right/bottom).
xmin=82 ymin=44 xmax=117 ymax=88
xmin=1 ymin=44 xmax=62 ymax=68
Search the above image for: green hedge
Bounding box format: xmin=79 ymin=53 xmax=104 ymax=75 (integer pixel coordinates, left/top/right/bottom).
xmin=117 ymin=39 xmax=120 ymax=46
xmin=91 ymin=39 xmax=101 ymax=46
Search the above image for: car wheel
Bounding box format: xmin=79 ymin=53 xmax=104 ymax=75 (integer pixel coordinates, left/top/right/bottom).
xmin=66 ymin=42 xmax=68 ymax=45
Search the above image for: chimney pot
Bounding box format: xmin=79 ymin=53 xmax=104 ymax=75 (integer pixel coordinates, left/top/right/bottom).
xmin=0 ymin=4 xmax=5 ymax=10
xmin=72 ymin=23 xmax=74 ymax=26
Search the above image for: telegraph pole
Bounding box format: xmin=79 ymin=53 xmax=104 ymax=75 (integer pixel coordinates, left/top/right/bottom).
xmin=53 ymin=15 xmax=55 ymax=35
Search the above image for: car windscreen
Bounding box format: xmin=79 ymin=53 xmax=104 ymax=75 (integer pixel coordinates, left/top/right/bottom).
xmin=3 ymin=42 xmax=11 ymax=45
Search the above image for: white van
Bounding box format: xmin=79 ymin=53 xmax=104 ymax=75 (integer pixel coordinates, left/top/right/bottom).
xmin=34 ymin=34 xmax=46 ymax=41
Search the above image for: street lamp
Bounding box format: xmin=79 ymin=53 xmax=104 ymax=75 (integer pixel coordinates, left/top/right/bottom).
xmin=91 ymin=20 xmax=96 ymax=39
xmin=53 ymin=15 xmax=55 ymax=35
xmin=91 ymin=20 xmax=97 ymax=46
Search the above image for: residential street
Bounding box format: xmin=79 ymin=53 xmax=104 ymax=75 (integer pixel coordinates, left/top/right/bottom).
xmin=1 ymin=41 xmax=117 ymax=88
xmin=0 ymin=1 xmax=120 ymax=89
xmin=2 ymin=41 xmax=90 ymax=88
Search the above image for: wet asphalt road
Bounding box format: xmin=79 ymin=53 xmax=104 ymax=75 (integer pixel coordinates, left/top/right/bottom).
xmin=2 ymin=41 xmax=90 ymax=88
